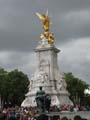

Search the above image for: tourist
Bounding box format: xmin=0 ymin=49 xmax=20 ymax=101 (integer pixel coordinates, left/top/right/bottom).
xmin=61 ymin=116 xmax=68 ymax=120
xmin=74 ymin=115 xmax=82 ymax=120
xmin=36 ymin=114 xmax=48 ymax=120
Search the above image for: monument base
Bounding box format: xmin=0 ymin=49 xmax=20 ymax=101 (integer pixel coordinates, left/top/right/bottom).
xmin=22 ymin=45 xmax=72 ymax=107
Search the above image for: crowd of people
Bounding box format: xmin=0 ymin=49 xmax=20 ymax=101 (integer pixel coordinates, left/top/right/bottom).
xmin=0 ymin=106 xmax=37 ymax=120
xmin=59 ymin=104 xmax=90 ymax=112
xmin=0 ymin=105 xmax=90 ymax=120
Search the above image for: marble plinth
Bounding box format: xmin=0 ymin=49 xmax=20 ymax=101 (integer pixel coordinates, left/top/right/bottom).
xmin=21 ymin=43 xmax=72 ymax=107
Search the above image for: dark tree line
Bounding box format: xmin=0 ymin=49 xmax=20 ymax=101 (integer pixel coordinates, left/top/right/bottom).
xmin=0 ymin=67 xmax=90 ymax=107
xmin=0 ymin=67 xmax=29 ymax=107
xmin=64 ymin=72 xmax=90 ymax=106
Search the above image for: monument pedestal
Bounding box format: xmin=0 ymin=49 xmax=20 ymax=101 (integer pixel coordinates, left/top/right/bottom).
xmin=21 ymin=43 xmax=72 ymax=107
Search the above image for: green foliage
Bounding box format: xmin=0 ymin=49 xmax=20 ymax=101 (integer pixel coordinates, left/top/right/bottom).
xmin=7 ymin=69 xmax=29 ymax=106
xmin=0 ymin=67 xmax=29 ymax=106
xmin=0 ymin=68 xmax=8 ymax=102
xmin=64 ymin=72 xmax=90 ymax=105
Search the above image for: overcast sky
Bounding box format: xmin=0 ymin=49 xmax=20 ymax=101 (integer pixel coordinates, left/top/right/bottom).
xmin=0 ymin=0 xmax=90 ymax=84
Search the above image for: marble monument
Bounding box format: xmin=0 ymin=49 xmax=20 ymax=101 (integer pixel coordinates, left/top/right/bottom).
xmin=21 ymin=10 xmax=72 ymax=107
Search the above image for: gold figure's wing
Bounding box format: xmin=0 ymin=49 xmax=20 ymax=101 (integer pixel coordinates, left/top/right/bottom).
xmin=46 ymin=9 xmax=48 ymax=17
xmin=36 ymin=12 xmax=45 ymax=22
xmin=45 ymin=9 xmax=52 ymax=25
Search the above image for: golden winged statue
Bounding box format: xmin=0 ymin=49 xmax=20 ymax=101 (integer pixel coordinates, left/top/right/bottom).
xmin=36 ymin=9 xmax=54 ymax=45
xmin=36 ymin=9 xmax=50 ymax=31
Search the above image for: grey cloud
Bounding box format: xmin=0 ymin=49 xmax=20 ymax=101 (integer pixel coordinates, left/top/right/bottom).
xmin=0 ymin=51 xmax=36 ymax=75
xmin=0 ymin=0 xmax=90 ymax=50
xmin=0 ymin=0 xmax=90 ymax=51
xmin=54 ymin=9 xmax=90 ymax=45
xmin=0 ymin=0 xmax=90 ymax=84
xmin=59 ymin=38 xmax=90 ymax=84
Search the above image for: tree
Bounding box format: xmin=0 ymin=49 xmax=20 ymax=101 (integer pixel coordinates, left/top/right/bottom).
xmin=64 ymin=72 xmax=89 ymax=105
xmin=0 ymin=67 xmax=8 ymax=107
xmin=7 ymin=69 xmax=29 ymax=106
xmin=0 ymin=68 xmax=29 ymax=107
